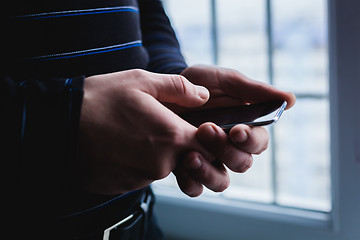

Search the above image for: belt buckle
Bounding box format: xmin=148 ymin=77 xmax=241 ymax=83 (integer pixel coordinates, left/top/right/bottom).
xmin=103 ymin=192 xmax=152 ymax=240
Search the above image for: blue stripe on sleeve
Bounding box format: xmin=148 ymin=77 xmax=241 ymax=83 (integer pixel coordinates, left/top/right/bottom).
xmin=28 ymin=41 xmax=142 ymax=62
xmin=15 ymin=6 xmax=139 ymax=20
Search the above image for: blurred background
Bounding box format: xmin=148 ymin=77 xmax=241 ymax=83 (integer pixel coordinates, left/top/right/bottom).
xmin=155 ymin=0 xmax=330 ymax=212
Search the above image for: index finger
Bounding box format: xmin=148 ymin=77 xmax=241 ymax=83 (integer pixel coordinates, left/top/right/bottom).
xmin=218 ymin=68 xmax=296 ymax=109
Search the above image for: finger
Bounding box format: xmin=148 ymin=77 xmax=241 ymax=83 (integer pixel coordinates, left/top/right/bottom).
xmin=173 ymin=164 xmax=204 ymax=197
xmin=181 ymin=152 xmax=230 ymax=193
xmin=147 ymin=73 xmax=210 ymax=107
xmin=196 ymin=123 xmax=254 ymax=173
xmin=217 ymin=67 xmax=296 ymax=109
xmin=229 ymin=125 xmax=269 ymax=154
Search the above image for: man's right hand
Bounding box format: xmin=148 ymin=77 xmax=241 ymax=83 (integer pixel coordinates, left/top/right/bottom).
xmin=78 ymin=69 xmax=213 ymax=195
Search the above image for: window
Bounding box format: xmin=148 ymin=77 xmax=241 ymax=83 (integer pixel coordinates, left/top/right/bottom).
xmin=153 ymin=0 xmax=360 ymax=239
xmin=157 ymin=0 xmax=330 ymax=211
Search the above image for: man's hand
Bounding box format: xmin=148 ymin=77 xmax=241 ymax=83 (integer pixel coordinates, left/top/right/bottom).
xmin=173 ymin=65 xmax=296 ymax=197
xmin=78 ymin=69 xmax=211 ymax=195
xmin=180 ymin=64 xmax=296 ymax=110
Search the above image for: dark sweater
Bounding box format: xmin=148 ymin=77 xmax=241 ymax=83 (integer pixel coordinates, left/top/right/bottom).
xmin=1 ymin=0 xmax=187 ymax=221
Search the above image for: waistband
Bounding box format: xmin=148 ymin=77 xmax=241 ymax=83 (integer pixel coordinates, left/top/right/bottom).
xmin=17 ymin=187 xmax=155 ymax=240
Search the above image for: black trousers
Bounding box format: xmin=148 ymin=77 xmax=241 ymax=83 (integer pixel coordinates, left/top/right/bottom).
xmin=12 ymin=187 xmax=164 ymax=240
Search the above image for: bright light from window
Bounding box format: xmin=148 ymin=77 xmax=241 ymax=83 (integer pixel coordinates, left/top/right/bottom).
xmin=160 ymin=0 xmax=330 ymax=212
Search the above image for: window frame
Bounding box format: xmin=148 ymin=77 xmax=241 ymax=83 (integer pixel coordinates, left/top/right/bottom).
xmin=153 ymin=0 xmax=360 ymax=239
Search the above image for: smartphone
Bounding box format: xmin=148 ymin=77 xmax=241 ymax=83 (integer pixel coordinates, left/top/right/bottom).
xmin=180 ymin=100 xmax=287 ymax=132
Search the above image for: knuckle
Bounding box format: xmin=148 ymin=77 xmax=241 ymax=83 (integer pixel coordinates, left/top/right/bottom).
xmin=253 ymin=132 xmax=269 ymax=154
xmin=232 ymin=154 xmax=253 ymax=173
xmin=128 ymin=68 xmax=146 ymax=78
xmin=212 ymin=177 xmax=230 ymax=193
xmin=167 ymin=125 xmax=185 ymax=147
xmin=221 ymin=146 xmax=235 ymax=160
xmin=170 ymin=75 xmax=189 ymax=96
xmin=197 ymin=161 xmax=229 ymax=193
xmin=144 ymin=130 xmax=184 ymax=180
xmin=145 ymin=154 xmax=173 ymax=181
xmin=149 ymin=164 xmax=171 ymax=180
xmin=176 ymin=174 xmax=203 ymax=197
xmin=183 ymin=185 xmax=203 ymax=197
xmin=239 ymin=155 xmax=254 ymax=173
xmin=244 ymin=126 xmax=269 ymax=154
xmin=255 ymin=142 xmax=269 ymax=154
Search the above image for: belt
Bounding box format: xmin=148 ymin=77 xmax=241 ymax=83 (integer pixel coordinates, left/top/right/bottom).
xmin=34 ymin=187 xmax=155 ymax=240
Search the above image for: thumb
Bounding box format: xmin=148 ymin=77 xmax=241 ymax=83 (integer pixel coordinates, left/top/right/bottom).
xmin=148 ymin=73 xmax=210 ymax=107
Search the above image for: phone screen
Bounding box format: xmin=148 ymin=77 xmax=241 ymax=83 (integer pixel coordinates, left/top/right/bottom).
xmin=180 ymin=100 xmax=287 ymax=132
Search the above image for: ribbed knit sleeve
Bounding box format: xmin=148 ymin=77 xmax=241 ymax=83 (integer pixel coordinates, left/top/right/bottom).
xmin=139 ymin=0 xmax=188 ymax=74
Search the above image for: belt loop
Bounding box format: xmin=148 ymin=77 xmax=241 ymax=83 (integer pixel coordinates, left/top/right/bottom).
xmin=103 ymin=190 xmax=152 ymax=240
xmin=103 ymin=214 xmax=135 ymax=240
xmin=140 ymin=190 xmax=152 ymax=214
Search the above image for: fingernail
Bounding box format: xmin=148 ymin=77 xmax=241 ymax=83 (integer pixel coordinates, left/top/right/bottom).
xmin=197 ymin=124 xmax=217 ymax=142
xmin=234 ymin=130 xmax=248 ymax=143
xmin=196 ymin=85 xmax=209 ymax=100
